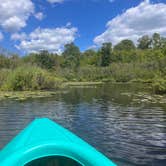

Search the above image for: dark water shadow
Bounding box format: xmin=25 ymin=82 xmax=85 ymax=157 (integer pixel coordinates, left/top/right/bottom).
xmin=25 ymin=156 xmax=82 ymax=166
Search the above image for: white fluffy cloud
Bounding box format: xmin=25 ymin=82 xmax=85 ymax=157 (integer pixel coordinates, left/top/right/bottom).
xmin=94 ymin=0 xmax=166 ymax=45
xmin=0 ymin=0 xmax=34 ymax=32
xmin=11 ymin=33 xmax=27 ymax=41
xmin=34 ymin=12 xmax=44 ymax=21
xmin=47 ymin=0 xmax=64 ymax=4
xmin=15 ymin=27 xmax=77 ymax=54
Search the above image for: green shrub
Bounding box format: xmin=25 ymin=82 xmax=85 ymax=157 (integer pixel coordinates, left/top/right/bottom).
xmin=152 ymin=77 xmax=166 ymax=94
xmin=0 ymin=69 xmax=10 ymax=88
xmin=2 ymin=66 xmax=61 ymax=91
xmin=76 ymin=67 xmax=112 ymax=81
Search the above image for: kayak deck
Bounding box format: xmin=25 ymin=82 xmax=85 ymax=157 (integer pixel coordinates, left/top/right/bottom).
xmin=0 ymin=118 xmax=116 ymax=166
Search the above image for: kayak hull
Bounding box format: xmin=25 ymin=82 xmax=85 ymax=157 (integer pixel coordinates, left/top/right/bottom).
xmin=0 ymin=118 xmax=116 ymax=166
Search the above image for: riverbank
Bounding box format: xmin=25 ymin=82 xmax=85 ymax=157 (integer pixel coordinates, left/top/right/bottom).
xmin=0 ymin=81 xmax=103 ymax=101
xmin=64 ymin=81 xmax=103 ymax=87
xmin=0 ymin=82 xmax=165 ymax=104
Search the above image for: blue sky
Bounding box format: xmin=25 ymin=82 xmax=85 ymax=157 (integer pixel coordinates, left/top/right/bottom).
xmin=0 ymin=0 xmax=166 ymax=54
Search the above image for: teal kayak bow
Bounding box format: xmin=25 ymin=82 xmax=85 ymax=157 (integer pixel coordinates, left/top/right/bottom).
xmin=0 ymin=118 xmax=116 ymax=166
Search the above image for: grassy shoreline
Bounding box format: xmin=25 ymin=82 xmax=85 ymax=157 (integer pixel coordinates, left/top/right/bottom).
xmin=0 ymin=84 xmax=165 ymax=108
xmin=0 ymin=80 xmax=166 ymax=102
xmin=0 ymin=91 xmax=59 ymax=101
xmin=64 ymin=81 xmax=103 ymax=86
xmin=0 ymin=81 xmax=103 ymax=101
xmin=0 ymin=81 xmax=160 ymax=101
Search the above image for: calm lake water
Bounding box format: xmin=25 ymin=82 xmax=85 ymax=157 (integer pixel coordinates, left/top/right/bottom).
xmin=0 ymin=83 xmax=166 ymax=166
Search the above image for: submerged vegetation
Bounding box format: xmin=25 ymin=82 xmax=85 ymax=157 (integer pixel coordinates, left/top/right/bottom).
xmin=0 ymin=91 xmax=58 ymax=101
xmin=0 ymin=33 xmax=166 ymax=94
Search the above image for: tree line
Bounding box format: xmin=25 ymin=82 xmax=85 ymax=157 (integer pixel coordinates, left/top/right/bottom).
xmin=0 ymin=33 xmax=166 ymax=93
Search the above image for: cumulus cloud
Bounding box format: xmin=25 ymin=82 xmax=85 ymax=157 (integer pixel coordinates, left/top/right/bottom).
xmin=34 ymin=12 xmax=44 ymax=21
xmin=0 ymin=0 xmax=34 ymax=32
xmin=94 ymin=0 xmax=166 ymax=45
xmin=15 ymin=26 xmax=77 ymax=54
xmin=11 ymin=33 xmax=27 ymax=41
xmin=47 ymin=0 xmax=64 ymax=4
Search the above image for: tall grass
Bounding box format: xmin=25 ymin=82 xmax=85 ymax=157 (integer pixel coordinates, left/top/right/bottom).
xmin=1 ymin=66 xmax=62 ymax=91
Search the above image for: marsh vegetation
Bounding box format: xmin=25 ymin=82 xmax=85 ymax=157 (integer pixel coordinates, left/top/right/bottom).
xmin=0 ymin=33 xmax=166 ymax=95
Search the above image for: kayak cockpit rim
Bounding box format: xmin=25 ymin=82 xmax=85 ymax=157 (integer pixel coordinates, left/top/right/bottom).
xmin=1 ymin=142 xmax=88 ymax=166
xmin=24 ymin=155 xmax=83 ymax=166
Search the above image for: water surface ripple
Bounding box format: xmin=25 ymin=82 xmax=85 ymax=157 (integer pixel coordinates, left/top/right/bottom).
xmin=0 ymin=84 xmax=166 ymax=166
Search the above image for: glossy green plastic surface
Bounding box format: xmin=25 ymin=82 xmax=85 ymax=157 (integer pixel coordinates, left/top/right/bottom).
xmin=0 ymin=118 xmax=116 ymax=166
